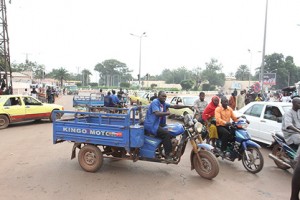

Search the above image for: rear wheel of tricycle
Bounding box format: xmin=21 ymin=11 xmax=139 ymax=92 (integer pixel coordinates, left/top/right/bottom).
xmin=242 ymin=147 xmax=264 ymax=173
xmin=78 ymin=145 xmax=103 ymax=172
xmin=193 ymin=150 xmax=219 ymax=179
xmin=271 ymin=144 xmax=290 ymax=170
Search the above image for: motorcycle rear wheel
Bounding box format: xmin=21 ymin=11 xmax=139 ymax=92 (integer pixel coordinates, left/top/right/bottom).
xmin=242 ymin=147 xmax=264 ymax=174
xmin=271 ymin=144 xmax=290 ymax=170
xmin=193 ymin=150 xmax=219 ymax=179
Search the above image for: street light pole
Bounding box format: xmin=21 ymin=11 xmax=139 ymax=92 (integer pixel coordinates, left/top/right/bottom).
xmin=248 ymin=49 xmax=252 ymax=88
xmin=130 ymin=32 xmax=146 ymax=87
xmin=260 ymin=0 xmax=268 ymax=92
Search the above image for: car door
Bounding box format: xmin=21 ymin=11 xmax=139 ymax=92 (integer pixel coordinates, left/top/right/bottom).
xmin=2 ymin=97 xmax=25 ymax=122
xmin=23 ymin=97 xmax=48 ymax=120
xmin=241 ymin=103 xmax=265 ymax=143
xmin=260 ymin=105 xmax=283 ymax=144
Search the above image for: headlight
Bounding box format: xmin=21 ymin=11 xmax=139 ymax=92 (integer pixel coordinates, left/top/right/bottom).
xmin=194 ymin=122 xmax=203 ymax=133
xmin=184 ymin=114 xmax=194 ymax=126
xmin=241 ymin=124 xmax=248 ymax=129
xmin=237 ymin=123 xmax=248 ymax=129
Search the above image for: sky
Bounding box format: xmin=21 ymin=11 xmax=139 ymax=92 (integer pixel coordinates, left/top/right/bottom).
xmin=6 ymin=0 xmax=300 ymax=82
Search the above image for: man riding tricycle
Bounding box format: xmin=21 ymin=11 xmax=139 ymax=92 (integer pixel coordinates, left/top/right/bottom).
xmin=52 ymin=91 xmax=219 ymax=179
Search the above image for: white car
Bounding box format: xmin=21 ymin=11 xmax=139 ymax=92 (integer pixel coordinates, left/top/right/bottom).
xmin=235 ymin=102 xmax=292 ymax=145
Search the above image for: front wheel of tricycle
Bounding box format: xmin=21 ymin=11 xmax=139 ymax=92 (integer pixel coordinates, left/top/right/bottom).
xmin=78 ymin=145 xmax=103 ymax=172
xmin=193 ymin=150 xmax=219 ymax=179
xmin=242 ymin=147 xmax=264 ymax=174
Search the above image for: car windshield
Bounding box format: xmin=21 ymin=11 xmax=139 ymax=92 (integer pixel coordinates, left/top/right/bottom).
xmin=69 ymin=86 xmax=78 ymax=90
xmin=0 ymin=96 xmax=7 ymax=103
xmin=183 ymin=96 xmax=198 ymax=106
xmin=282 ymin=105 xmax=292 ymax=113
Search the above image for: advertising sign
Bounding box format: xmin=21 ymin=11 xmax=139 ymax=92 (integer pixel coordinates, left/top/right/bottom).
xmin=262 ymin=73 xmax=276 ymax=85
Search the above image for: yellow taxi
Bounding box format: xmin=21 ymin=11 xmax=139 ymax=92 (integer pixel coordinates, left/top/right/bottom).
xmin=0 ymin=95 xmax=64 ymax=129
xmin=128 ymin=91 xmax=151 ymax=105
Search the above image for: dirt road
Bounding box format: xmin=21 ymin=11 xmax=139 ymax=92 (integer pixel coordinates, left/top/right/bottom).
xmin=0 ymin=95 xmax=294 ymax=200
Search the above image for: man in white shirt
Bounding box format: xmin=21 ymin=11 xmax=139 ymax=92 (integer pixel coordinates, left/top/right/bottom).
xmin=193 ymin=92 xmax=208 ymax=121
xmin=282 ymin=97 xmax=300 ymax=162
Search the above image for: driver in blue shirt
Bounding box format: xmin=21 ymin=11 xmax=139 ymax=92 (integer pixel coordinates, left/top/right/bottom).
xmin=104 ymin=91 xmax=115 ymax=107
xmin=111 ymin=90 xmax=120 ymax=106
xmin=144 ymin=91 xmax=192 ymax=161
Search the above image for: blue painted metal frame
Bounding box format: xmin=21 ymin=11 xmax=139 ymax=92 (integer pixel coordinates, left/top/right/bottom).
xmin=73 ymin=93 xmax=104 ymax=107
xmin=53 ymin=107 xmax=146 ymax=152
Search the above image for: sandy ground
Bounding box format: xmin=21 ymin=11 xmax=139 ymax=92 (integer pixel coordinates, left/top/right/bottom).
xmin=0 ymin=94 xmax=294 ymax=200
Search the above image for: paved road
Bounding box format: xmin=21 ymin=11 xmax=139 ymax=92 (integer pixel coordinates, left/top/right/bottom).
xmin=0 ymin=94 xmax=294 ymax=200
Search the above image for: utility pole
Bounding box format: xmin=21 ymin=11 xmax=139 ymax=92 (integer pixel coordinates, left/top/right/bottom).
xmin=260 ymin=0 xmax=268 ymax=93
xmin=0 ymin=0 xmax=12 ymax=93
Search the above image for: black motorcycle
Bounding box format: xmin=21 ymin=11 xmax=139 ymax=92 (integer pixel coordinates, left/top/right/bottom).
xmin=269 ymin=132 xmax=298 ymax=170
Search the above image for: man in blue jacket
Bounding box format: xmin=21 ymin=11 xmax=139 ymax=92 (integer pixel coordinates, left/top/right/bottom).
xmin=110 ymin=90 xmax=120 ymax=106
xmin=144 ymin=91 xmax=192 ymax=162
xmin=104 ymin=91 xmax=115 ymax=107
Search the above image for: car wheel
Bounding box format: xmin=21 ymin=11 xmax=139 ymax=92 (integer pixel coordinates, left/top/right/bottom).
xmin=183 ymin=111 xmax=189 ymax=116
xmin=50 ymin=110 xmax=62 ymax=122
xmin=0 ymin=115 xmax=9 ymax=129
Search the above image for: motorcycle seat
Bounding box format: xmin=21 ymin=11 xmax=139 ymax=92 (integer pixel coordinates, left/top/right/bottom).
xmin=289 ymin=143 xmax=299 ymax=151
xmin=275 ymin=133 xmax=299 ymax=150
xmin=275 ymin=133 xmax=285 ymax=142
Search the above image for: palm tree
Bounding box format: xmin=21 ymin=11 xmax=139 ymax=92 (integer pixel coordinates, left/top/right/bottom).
xmin=52 ymin=67 xmax=70 ymax=87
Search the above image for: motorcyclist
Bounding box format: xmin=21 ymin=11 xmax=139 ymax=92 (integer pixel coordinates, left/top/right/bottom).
xmin=143 ymin=91 xmax=192 ymax=161
xmin=282 ymin=97 xmax=300 ymax=164
xmin=202 ymin=96 xmax=220 ymax=147
xmin=215 ymin=96 xmax=238 ymax=157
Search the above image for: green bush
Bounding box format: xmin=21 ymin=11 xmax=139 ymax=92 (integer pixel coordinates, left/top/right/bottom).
xmin=89 ymin=82 xmax=98 ymax=87
xmin=120 ymin=82 xmax=130 ymax=88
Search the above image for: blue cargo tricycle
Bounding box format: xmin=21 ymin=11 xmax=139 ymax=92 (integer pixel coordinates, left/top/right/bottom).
xmin=52 ymin=107 xmax=219 ymax=179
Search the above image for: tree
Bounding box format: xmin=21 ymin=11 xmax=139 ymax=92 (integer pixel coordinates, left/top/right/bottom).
xmin=82 ymin=69 xmax=92 ymax=86
xmin=11 ymin=60 xmax=45 ymax=79
xmin=205 ymin=58 xmax=223 ymax=71
xmin=191 ymin=67 xmax=202 ymax=90
xmin=254 ymin=53 xmax=300 ymax=89
xmin=201 ymin=58 xmax=225 ymax=87
xmin=159 ymin=67 xmax=193 ymax=84
xmin=235 ymin=65 xmax=250 ymax=81
xmin=48 ymin=67 xmax=70 ymax=87
xmin=180 ymin=79 xmax=194 ymax=91
xmin=94 ymin=59 xmax=133 ymax=86
xmin=150 ymin=83 xmax=157 ymax=89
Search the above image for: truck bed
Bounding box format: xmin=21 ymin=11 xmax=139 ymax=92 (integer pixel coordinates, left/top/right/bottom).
xmin=53 ymin=107 xmax=145 ymax=151
xmin=73 ymin=94 xmax=104 ymax=107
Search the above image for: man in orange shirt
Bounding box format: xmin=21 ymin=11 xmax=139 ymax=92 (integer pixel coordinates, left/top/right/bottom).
xmin=215 ymin=97 xmax=238 ymax=156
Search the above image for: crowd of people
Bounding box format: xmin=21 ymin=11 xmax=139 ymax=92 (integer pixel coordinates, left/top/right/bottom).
xmin=219 ymin=88 xmax=295 ymax=112
xmin=142 ymin=90 xmax=299 ymax=199
xmin=103 ymin=88 xmax=128 ymax=108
